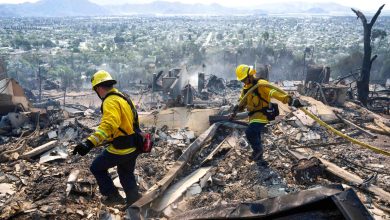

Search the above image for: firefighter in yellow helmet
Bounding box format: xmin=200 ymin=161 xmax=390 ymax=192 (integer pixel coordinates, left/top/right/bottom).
xmin=73 ymin=70 xmax=141 ymax=208
xmin=231 ymin=64 xmax=302 ymax=166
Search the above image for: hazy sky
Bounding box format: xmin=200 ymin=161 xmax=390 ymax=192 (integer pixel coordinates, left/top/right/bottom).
xmin=0 ymin=0 xmax=386 ymax=11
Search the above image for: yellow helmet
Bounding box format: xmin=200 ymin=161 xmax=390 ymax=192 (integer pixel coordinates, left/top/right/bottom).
xmin=91 ymin=70 xmax=117 ymax=89
xmin=235 ymin=64 xmax=255 ymax=81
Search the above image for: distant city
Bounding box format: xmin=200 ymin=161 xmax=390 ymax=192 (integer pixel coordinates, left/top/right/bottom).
xmin=0 ymin=0 xmax=389 ymax=17
xmin=0 ymin=0 xmax=389 ymax=92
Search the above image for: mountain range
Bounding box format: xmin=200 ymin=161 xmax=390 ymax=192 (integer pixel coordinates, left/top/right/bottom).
xmin=0 ymin=0 xmax=388 ymax=17
xmin=0 ymin=0 xmax=106 ymax=17
xmin=105 ymin=1 xmax=240 ymax=15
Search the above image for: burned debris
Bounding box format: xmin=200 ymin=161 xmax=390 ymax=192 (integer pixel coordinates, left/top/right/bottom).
xmin=172 ymin=186 xmax=374 ymax=220
xmin=1 ymin=65 xmax=389 ymax=220
xmin=1 ymin=2 xmax=390 ymax=217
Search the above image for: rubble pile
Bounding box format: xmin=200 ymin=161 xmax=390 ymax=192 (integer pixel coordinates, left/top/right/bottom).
xmin=0 ymin=82 xmax=389 ymax=219
xmin=0 ymin=106 xmax=204 ymax=219
xmin=152 ymin=100 xmax=390 ymax=219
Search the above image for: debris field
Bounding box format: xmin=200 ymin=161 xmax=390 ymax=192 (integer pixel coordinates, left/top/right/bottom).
xmin=0 ymin=80 xmax=390 ymax=220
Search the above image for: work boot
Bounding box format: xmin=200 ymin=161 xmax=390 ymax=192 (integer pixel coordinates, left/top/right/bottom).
xmin=249 ymin=151 xmax=263 ymax=161
xmin=120 ymin=192 xmax=142 ymax=211
xmin=250 ymin=151 xmax=269 ymax=167
xmin=257 ymin=159 xmax=269 ymax=167
xmin=102 ymin=191 xmax=125 ymax=207
xmin=126 ymin=192 xmax=141 ymax=206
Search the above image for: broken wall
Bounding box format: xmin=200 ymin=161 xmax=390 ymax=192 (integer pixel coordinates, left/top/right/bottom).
xmin=162 ymin=77 xmax=177 ymax=91
xmin=139 ymin=107 xmax=218 ymax=135
xmin=162 ymin=67 xmax=186 ymax=104
xmin=0 ymin=78 xmax=30 ymax=115
xmin=306 ymin=65 xmax=330 ymax=84
xmin=181 ymin=85 xmax=194 ymax=106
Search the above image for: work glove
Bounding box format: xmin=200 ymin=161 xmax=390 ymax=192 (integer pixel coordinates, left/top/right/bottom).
xmin=73 ymin=140 xmax=94 ymax=156
xmin=288 ymin=98 xmax=304 ymax=108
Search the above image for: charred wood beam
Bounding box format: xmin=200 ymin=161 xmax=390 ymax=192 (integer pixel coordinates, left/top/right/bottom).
xmin=290 ymin=141 xmax=349 ymax=149
xmin=336 ymin=155 xmax=390 ymax=175
xmin=374 ymin=119 xmax=390 ymax=135
xmin=319 ymin=158 xmax=390 ymax=203
xmin=334 ymin=113 xmax=377 ymax=139
xmin=362 ymin=124 xmax=390 ymax=136
xmin=130 ymin=123 xmax=220 ymax=210
xmin=345 ymin=102 xmax=390 ymax=127
xmin=151 ymin=166 xmax=213 ymax=212
xmin=21 ymin=140 xmax=57 ymax=159
xmin=286 ymin=149 xmax=390 ymax=203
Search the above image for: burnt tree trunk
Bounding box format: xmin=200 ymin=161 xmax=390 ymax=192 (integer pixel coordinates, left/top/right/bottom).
xmin=352 ymin=4 xmax=385 ymax=106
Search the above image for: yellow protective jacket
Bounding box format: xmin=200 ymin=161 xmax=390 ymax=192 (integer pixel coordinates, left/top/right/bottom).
xmin=87 ymin=88 xmax=137 ymax=155
xmin=239 ymin=79 xmax=290 ymax=124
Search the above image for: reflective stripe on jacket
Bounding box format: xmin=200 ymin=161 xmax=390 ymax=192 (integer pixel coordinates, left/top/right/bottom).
xmin=87 ymin=88 xmax=137 ymax=155
xmin=239 ymin=79 xmax=290 ymax=124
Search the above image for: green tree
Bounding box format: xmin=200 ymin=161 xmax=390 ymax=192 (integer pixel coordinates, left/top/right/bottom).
xmin=114 ymin=35 xmax=126 ymax=44
xmin=12 ymin=37 xmax=32 ymax=51
xmin=262 ymin=31 xmax=270 ymax=42
xmin=48 ymin=65 xmax=76 ymax=90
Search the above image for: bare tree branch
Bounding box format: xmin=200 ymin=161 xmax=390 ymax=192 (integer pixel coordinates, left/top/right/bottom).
xmin=370 ymin=4 xmax=386 ymax=26
xmin=351 ymin=8 xmax=367 ymax=24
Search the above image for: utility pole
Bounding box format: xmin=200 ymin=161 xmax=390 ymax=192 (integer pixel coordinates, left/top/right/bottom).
xmin=303 ymin=50 xmax=306 ymax=81
xmin=303 ymin=47 xmax=311 ymax=82
xmin=152 ymin=72 xmax=157 ymax=107
xmin=186 ymin=80 xmax=190 ymax=106
xmin=38 ymin=59 xmax=42 ymax=102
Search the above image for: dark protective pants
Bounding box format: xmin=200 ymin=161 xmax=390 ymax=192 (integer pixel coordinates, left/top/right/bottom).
xmin=245 ymin=122 xmax=265 ymax=154
xmin=90 ymin=149 xmax=138 ymax=201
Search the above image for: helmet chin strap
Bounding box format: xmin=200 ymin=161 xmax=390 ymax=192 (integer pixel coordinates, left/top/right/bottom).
xmin=243 ymin=75 xmax=253 ymax=86
xmin=94 ymin=87 xmax=103 ymax=100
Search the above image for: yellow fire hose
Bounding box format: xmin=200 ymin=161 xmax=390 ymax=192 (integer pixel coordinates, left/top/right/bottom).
xmin=300 ymin=107 xmax=390 ymax=156
xmin=238 ymin=82 xmax=390 ymax=157
xmin=238 ymin=82 xmax=287 ymax=107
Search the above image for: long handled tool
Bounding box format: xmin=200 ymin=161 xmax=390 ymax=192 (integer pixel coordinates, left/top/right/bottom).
xmin=233 ymin=82 xmax=390 ymax=157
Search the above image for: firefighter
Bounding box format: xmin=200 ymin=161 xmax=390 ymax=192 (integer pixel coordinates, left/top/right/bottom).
xmin=231 ymin=64 xmax=302 ymax=166
xmin=73 ymin=70 xmax=141 ymax=207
